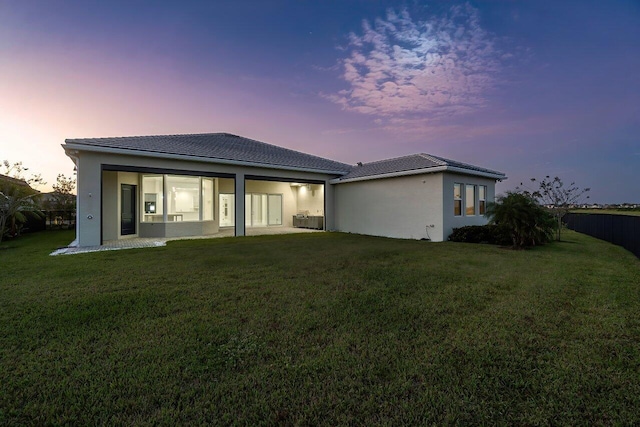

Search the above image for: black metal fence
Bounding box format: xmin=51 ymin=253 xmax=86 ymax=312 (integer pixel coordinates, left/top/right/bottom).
xmin=564 ymin=213 xmax=640 ymax=258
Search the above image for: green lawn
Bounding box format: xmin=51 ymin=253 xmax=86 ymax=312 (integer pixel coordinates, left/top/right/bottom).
xmin=571 ymin=209 xmax=640 ymax=216
xmin=1 ymin=230 xmax=639 ymax=425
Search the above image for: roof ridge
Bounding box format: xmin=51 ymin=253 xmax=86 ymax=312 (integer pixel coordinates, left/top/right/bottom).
xmin=228 ymin=134 xmax=353 ymax=168
xmin=429 ymin=154 xmax=504 ymax=175
xmin=66 ymin=132 xmax=231 ymax=141
xmin=358 ymin=153 xmax=424 ymax=166
xmin=418 ymin=153 xmax=448 ymax=166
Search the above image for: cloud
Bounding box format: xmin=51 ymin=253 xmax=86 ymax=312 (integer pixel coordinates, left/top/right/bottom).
xmin=327 ymin=4 xmax=503 ymax=120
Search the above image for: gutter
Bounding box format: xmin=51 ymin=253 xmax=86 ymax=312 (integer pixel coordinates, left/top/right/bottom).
xmin=330 ymin=165 xmax=507 ymax=184
xmin=62 ymin=143 xmax=350 ymax=177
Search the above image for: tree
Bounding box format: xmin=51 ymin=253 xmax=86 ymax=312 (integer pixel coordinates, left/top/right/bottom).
xmin=47 ymin=174 xmax=76 ymax=228
xmin=2 ymin=160 xmax=45 ymax=189
xmin=0 ymin=160 xmax=46 ymax=242
xmin=485 ymin=192 xmax=555 ymax=249
xmin=517 ymin=176 xmax=590 ymax=241
xmin=0 ymin=182 xmax=42 ymax=243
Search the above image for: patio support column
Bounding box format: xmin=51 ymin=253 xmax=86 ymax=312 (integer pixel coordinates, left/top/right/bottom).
xmin=235 ymin=173 xmax=245 ymax=236
xmin=324 ymin=180 xmax=334 ymax=231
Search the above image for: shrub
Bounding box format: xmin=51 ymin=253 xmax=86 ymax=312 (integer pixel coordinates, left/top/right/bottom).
xmin=448 ymin=224 xmax=512 ymax=246
xmin=485 ymin=192 xmax=556 ymax=249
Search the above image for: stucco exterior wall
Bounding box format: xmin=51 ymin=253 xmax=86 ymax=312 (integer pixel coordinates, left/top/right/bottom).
xmin=334 ymin=173 xmax=444 ymax=241
xmin=75 ymin=153 xmax=103 ymax=246
xmin=102 ymin=171 xmax=118 ymax=241
xmin=72 ymin=146 xmax=500 ymax=247
xmin=218 ymin=178 xmax=234 ymax=193
xmin=442 ymin=173 xmax=497 ymax=240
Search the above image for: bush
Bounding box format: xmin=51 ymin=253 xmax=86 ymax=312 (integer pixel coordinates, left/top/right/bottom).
xmin=486 ymin=192 xmax=556 ymax=249
xmin=448 ymin=224 xmax=512 ymax=246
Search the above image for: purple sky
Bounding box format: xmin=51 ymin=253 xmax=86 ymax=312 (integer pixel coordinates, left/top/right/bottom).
xmin=1 ymin=0 xmax=638 ymax=203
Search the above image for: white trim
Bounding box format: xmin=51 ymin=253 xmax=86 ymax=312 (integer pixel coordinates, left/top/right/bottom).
xmin=62 ymin=143 xmax=349 ymax=176
xmin=330 ymin=165 xmax=506 ymax=184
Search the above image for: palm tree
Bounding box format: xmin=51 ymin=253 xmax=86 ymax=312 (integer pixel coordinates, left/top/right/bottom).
xmin=0 ymin=184 xmax=42 ymax=243
xmin=485 ymin=192 xmax=555 ymax=249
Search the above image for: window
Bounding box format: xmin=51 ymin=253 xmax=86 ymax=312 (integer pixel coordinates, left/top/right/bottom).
xmin=142 ymin=175 xmax=163 ymax=222
xmin=466 ymin=185 xmax=476 ymax=215
xmin=454 ymin=183 xmax=462 ymax=216
xmin=479 ymin=185 xmax=487 ymax=215
xmin=167 ymin=175 xmax=200 ymax=221
xmin=202 ymin=178 xmax=214 ymax=221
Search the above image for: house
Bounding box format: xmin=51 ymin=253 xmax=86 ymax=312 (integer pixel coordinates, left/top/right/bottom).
xmin=0 ymin=173 xmax=32 ymax=191
xmin=62 ymin=133 xmax=506 ymax=247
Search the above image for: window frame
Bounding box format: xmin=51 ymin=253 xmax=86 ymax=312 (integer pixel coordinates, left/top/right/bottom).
xmin=466 ymin=185 xmax=476 ymax=216
xmin=478 ymin=185 xmax=487 ymax=215
xmin=454 ymin=183 xmax=463 ymax=216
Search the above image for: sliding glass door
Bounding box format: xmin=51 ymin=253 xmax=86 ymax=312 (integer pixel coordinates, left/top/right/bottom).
xmin=268 ymin=194 xmax=282 ymax=225
xmin=245 ymin=193 xmax=282 ymax=227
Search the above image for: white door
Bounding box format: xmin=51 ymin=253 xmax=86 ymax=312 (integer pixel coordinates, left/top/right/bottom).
xmin=219 ymin=194 xmax=235 ymax=227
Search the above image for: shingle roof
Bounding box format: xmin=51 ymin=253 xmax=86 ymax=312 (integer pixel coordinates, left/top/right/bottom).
xmin=64 ymin=133 xmax=505 ymax=180
xmin=65 ymin=133 xmax=352 ymax=174
xmin=334 ymin=153 xmax=505 ymax=181
xmin=0 ymin=173 xmax=31 ymax=188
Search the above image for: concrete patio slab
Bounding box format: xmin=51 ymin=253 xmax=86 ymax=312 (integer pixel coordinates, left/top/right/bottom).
xmin=50 ymin=227 xmax=321 ymax=255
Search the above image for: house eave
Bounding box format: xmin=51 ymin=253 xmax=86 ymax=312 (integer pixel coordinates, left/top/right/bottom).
xmin=330 ymin=166 xmax=507 ymax=184
xmin=62 ymin=143 xmax=349 ymax=176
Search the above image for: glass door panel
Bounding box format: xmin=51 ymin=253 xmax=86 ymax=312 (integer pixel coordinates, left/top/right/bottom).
xmin=252 ymin=194 xmax=267 ymax=227
xmin=268 ymin=194 xmax=282 ymax=225
xmin=245 ymin=194 xmax=252 ymax=227
xmin=244 ymin=192 xmax=282 ymax=227
xmin=202 ymin=178 xmax=214 ymax=221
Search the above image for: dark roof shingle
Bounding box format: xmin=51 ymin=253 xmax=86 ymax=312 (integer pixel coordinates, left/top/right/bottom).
xmin=335 ymin=153 xmax=505 ymax=181
xmin=65 ymin=133 xmax=505 ymax=180
xmin=65 ymin=133 xmax=353 ymax=174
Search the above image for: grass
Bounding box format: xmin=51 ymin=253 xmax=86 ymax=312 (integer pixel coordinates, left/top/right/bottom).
xmin=1 ymin=230 xmax=639 ymax=425
xmin=571 ymin=208 xmax=640 ymax=216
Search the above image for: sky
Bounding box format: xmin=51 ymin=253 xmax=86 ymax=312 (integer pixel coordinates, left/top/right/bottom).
xmin=0 ymin=0 xmax=638 ymax=203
